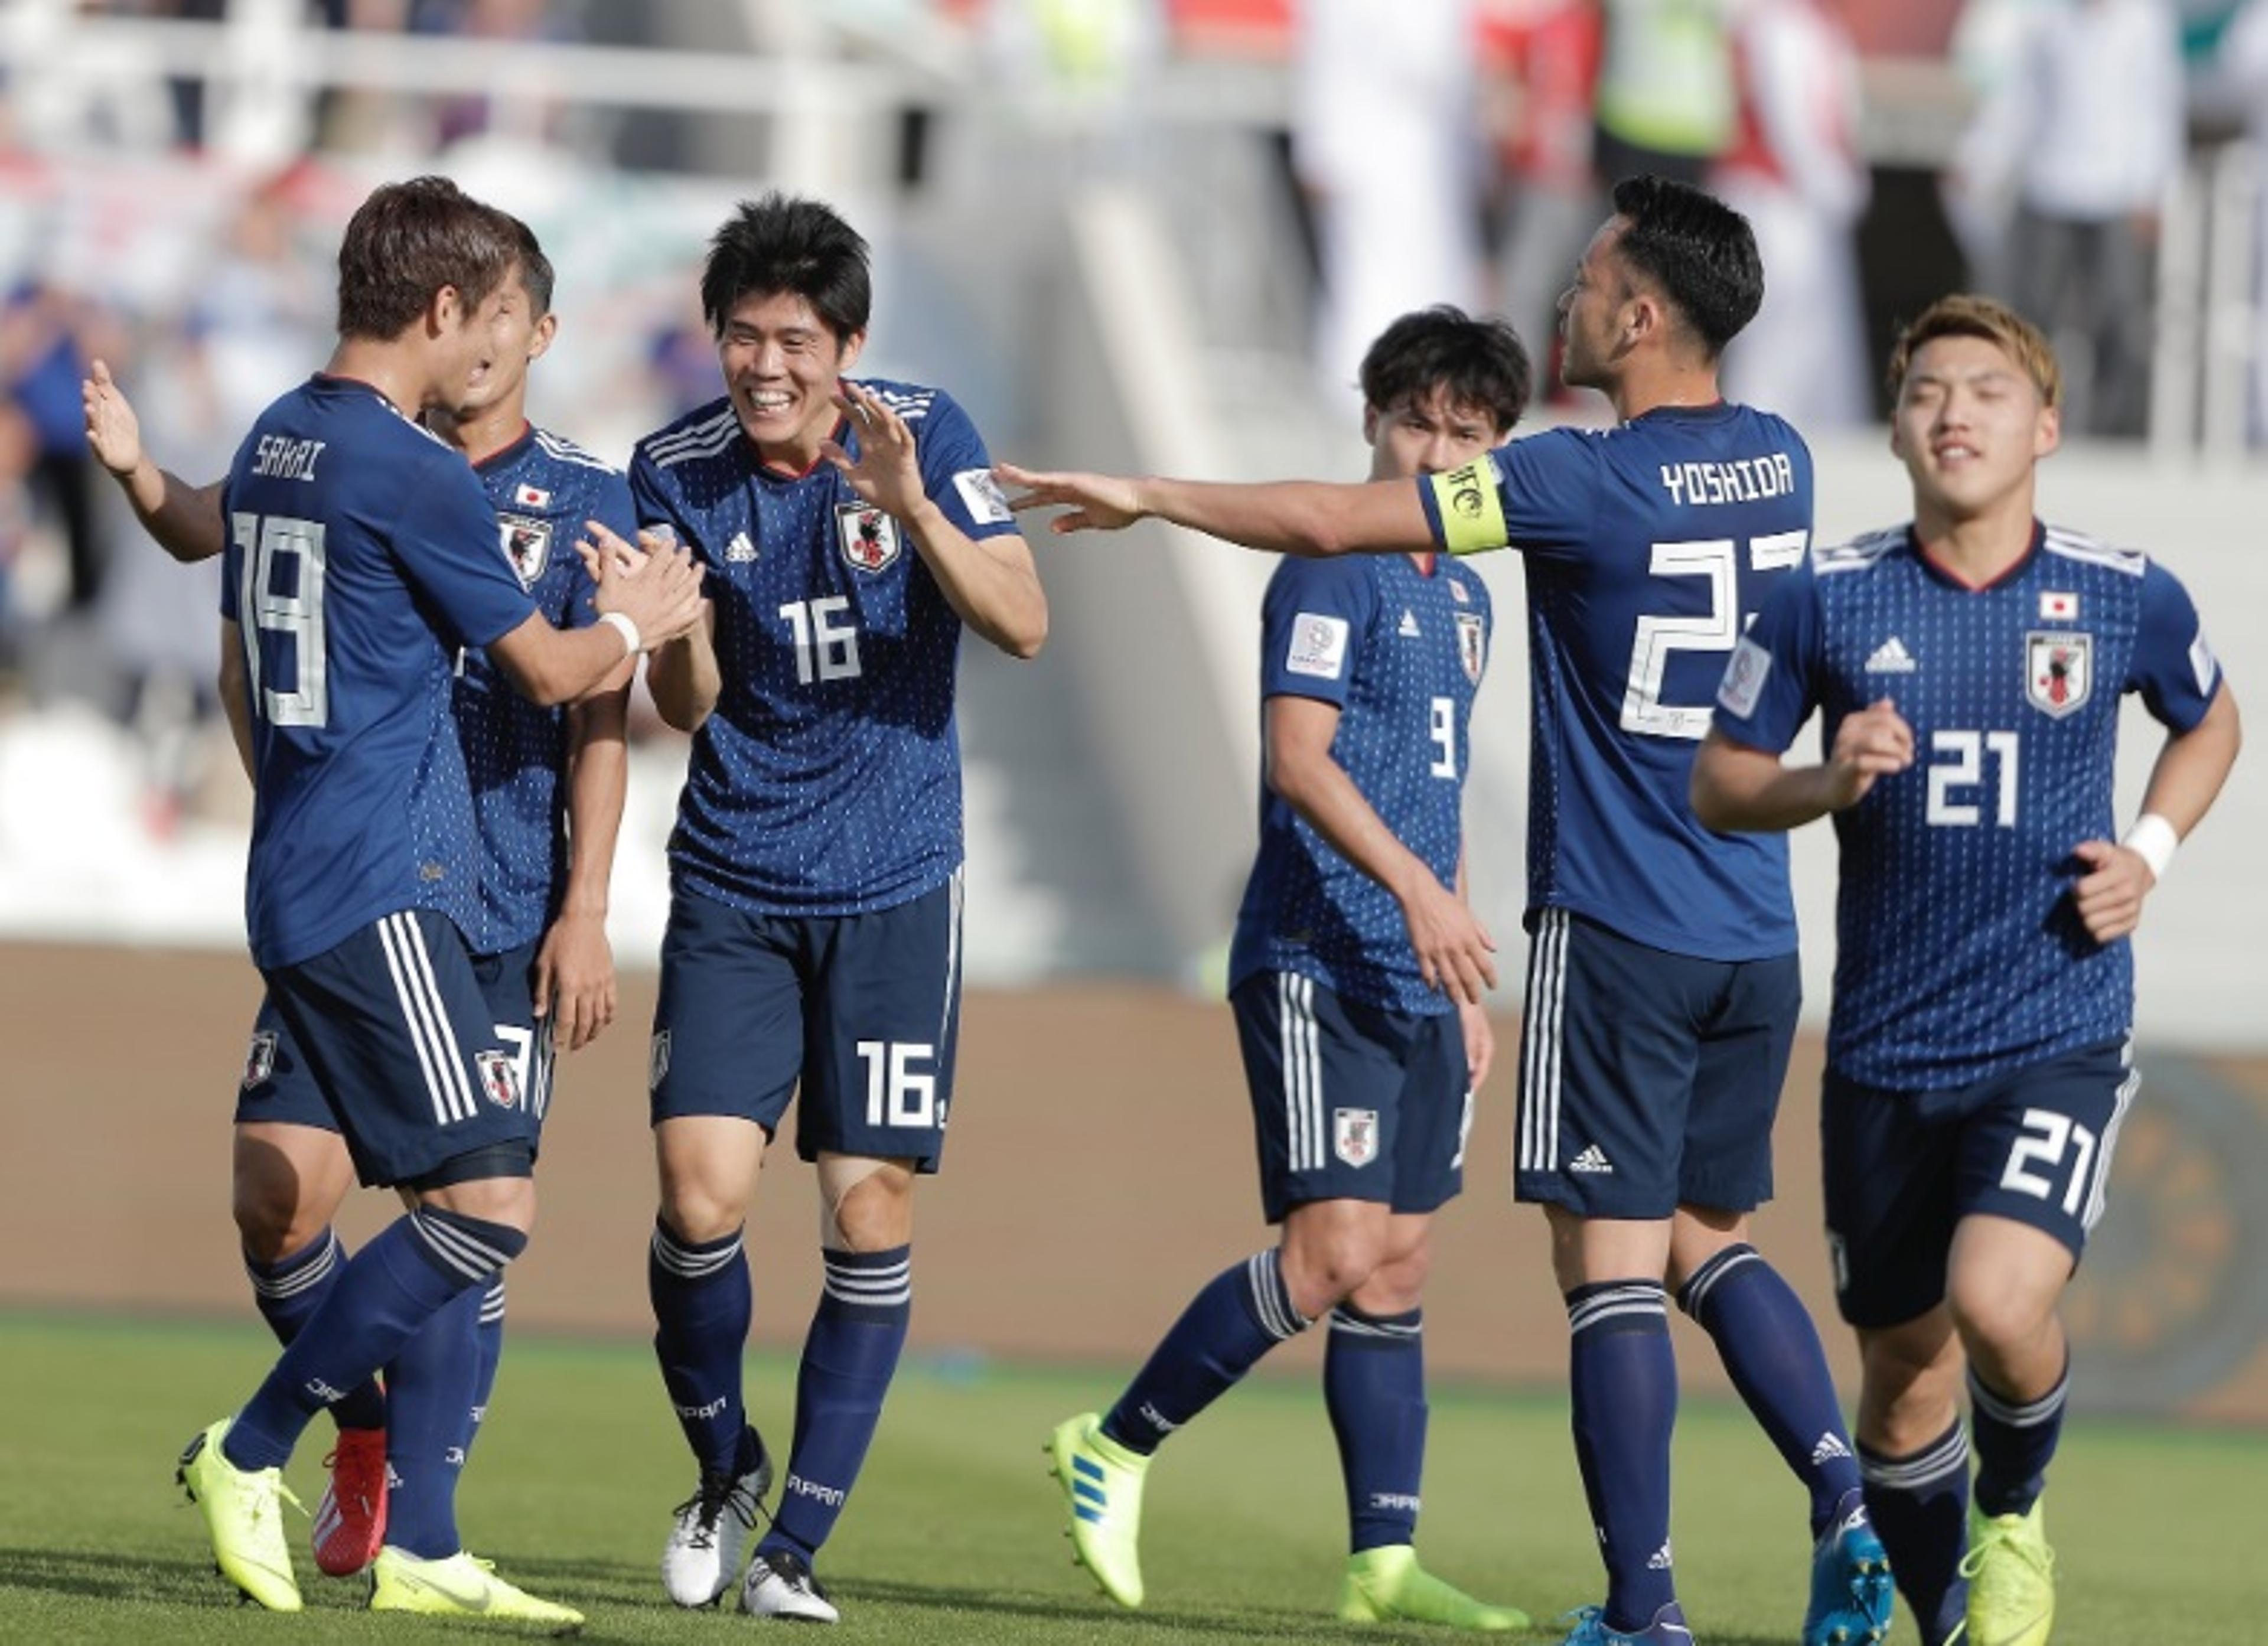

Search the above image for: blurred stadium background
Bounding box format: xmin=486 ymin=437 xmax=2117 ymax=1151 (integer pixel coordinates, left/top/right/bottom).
xmin=2 ymin=0 xmax=2265 ymax=1433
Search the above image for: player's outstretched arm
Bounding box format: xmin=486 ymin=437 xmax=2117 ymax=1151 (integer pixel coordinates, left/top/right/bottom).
xmin=536 ymin=672 xmax=632 ymax=1051
xmin=490 ymin=523 xmax=705 ymax=706
xmin=1691 ymin=700 xmax=1916 ymax=833
xmin=995 ymin=462 xmax=1431 ymax=560
xmin=824 ymin=383 xmax=1047 ymax=659
xmin=1266 ymin=694 xmax=1496 ymax=1004
xmin=2071 ymin=683 xmax=2241 ymax=943
xmin=82 ymin=360 xmax=226 ymax=563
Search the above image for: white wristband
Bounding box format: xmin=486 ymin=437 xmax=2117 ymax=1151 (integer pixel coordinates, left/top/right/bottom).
xmin=2122 ymin=812 xmax=2178 ymax=882
xmin=598 ymin=610 xmax=642 ymax=657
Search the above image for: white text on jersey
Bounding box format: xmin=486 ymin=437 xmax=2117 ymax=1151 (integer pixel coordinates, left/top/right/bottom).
xmin=252 ymin=436 xmax=325 ymax=481
xmin=1658 ymin=452 xmax=1797 ymax=509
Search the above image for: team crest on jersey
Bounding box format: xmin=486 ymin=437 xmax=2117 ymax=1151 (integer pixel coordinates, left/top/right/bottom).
xmin=1334 ymin=1107 xmax=1380 ymax=1168
xmin=836 ymin=503 xmax=901 ymax=573
xmin=2026 ymin=630 xmax=2092 ymax=718
xmin=1455 ymin=611 xmax=1486 ymax=684
xmin=242 ymin=1030 xmax=278 ymax=1091
xmin=498 ymin=513 xmax=552 ymax=588
xmin=475 ymin=1050 xmax=521 ymax=1110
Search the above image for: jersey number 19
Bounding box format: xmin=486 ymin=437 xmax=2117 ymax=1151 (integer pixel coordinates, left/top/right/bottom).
xmin=233 ymin=513 xmax=328 ymax=728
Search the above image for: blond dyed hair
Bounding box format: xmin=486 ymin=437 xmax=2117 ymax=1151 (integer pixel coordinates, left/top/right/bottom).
xmin=1886 ymin=294 xmax=2062 ymax=409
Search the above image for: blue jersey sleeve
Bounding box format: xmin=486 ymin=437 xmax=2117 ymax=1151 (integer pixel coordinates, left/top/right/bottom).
xmin=1259 ymin=556 xmax=1376 ymax=708
xmin=395 ymin=457 xmax=535 ymax=648
xmin=1710 ymin=558 xmax=1821 ymax=752
xmin=2129 ymin=560 xmax=2222 ymax=732
xmin=1420 ymin=430 xmax=1604 ymax=563
xmin=568 ymin=471 xmax=638 ymax=628
xmin=909 ymin=389 xmax=1020 ymax=542
xmin=628 ymin=451 xmax=699 ymax=560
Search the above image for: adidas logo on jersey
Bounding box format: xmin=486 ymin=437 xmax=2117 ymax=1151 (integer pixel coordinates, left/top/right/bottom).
xmin=1398 ymin=609 xmax=1421 ymax=637
xmin=725 ymin=530 xmax=757 ymax=563
xmin=1811 ymin=1433 xmax=1853 ymax=1466
xmin=1568 ymin=1143 xmax=1614 ymax=1174
xmin=1865 ymin=636 xmax=1918 ymax=673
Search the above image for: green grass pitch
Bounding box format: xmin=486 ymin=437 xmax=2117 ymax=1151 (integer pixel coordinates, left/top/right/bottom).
xmin=0 ymin=1313 xmax=2252 ymax=1642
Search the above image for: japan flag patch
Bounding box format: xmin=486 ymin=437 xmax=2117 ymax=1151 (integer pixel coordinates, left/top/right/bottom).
xmin=1285 ymin=612 xmax=1350 ymax=679
xmin=513 ymin=482 xmax=551 ymax=509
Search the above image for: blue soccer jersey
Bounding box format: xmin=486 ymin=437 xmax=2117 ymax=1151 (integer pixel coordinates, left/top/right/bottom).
xmin=628 ymin=380 xmax=1018 ymax=914
xmin=1228 ymin=554 xmax=1491 ymax=1013
xmin=1714 ymin=522 xmax=2224 ymax=1088
xmin=451 ymin=424 xmax=635 ymax=954
xmin=220 ymin=375 xmax=535 ymax=969
xmin=1420 ymin=403 xmax=1810 ymax=960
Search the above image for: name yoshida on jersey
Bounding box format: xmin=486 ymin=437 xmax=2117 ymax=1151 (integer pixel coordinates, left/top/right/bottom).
xmin=628 ymin=379 xmax=1020 ymax=915
xmin=1715 ymin=523 xmax=2224 ymax=1089
xmin=450 ymin=424 xmax=637 ymax=955
xmin=1229 ymin=555 xmax=1492 ymax=1015
xmin=1417 ymin=402 xmax=1813 ymax=962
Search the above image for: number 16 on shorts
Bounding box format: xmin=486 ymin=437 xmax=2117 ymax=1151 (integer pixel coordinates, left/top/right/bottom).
xmin=858 ymin=1040 xmax=939 ymax=1130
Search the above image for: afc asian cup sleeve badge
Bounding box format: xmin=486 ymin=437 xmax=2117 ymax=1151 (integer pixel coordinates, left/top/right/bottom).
xmin=835 ymin=503 xmax=901 ymax=573
xmin=475 ymin=1049 xmax=522 ymax=1110
xmin=242 ymin=1029 xmax=279 ymax=1091
xmin=1333 ymin=1107 xmax=1381 ymax=1168
xmin=497 ymin=513 xmax=553 ymax=588
xmin=1455 ymin=610 xmax=1487 ymax=685
xmin=2025 ymin=630 xmax=2093 ymax=719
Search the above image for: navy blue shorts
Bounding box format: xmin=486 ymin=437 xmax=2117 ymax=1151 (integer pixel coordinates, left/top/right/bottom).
xmin=648 ymin=877 xmax=963 ymax=1170
xmin=259 ymin=911 xmax=537 ymax=1189
xmin=1821 ymin=1040 xmax=2137 ymax=1330
xmin=1513 ymin=908 xmax=1800 ymax=1218
xmin=238 ymin=936 xmax=552 ymax=1139
xmin=1230 ymin=971 xmax=1471 ymax=1224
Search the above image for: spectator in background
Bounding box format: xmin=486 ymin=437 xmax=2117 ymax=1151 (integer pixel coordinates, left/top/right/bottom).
xmin=1292 ymin=0 xmax=1484 ymax=411
xmin=1591 ymin=0 xmax=1734 ymax=190
xmin=2214 ymin=0 xmax=2268 ymax=446
xmin=0 ymin=400 xmax=33 ymax=676
xmin=1 ymin=279 xmax=118 ymax=614
xmin=1715 ymin=0 xmax=1872 ymax=431
xmin=1956 ymin=0 xmax=2184 ymax=438
xmin=1481 ymin=0 xmax=1604 ymax=405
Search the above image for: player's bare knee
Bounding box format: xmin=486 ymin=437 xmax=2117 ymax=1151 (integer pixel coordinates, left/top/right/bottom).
xmin=1281 ymin=1218 xmax=1387 ymax=1311
xmin=1856 ymin=1315 xmax=1962 ymax=1448
xmin=418 ymin=1172 xmax=537 ymax=1236
xmin=232 ymin=1184 xmax=328 ymax=1264
xmin=819 ymin=1154 xmax=915 ymax=1251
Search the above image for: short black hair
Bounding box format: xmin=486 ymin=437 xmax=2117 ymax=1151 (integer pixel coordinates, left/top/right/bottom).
xmin=504 ymin=212 xmax=554 ymax=318
xmin=700 ymin=193 xmax=871 ymax=342
xmin=335 ymin=175 xmax=519 ymax=341
xmin=1608 ymin=175 xmax=1764 ymax=358
xmin=1359 ymin=305 xmax=1532 ymax=434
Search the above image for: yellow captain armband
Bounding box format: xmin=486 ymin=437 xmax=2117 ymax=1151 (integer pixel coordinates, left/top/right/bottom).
xmin=1428 ymin=457 xmax=1508 ymax=556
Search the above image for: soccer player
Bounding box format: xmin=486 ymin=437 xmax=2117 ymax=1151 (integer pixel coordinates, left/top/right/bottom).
xmin=1042 ymin=307 xmax=1533 ymax=1629
xmin=165 ymin=175 xmax=703 ymax=1618
xmin=84 ymin=219 xmax=639 ymax=1606
xmin=625 ymin=194 xmax=1046 ymax=1623
xmin=1003 ymin=175 xmax=1892 ymax=1646
xmin=1692 ymin=294 xmax=2240 ymax=1646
